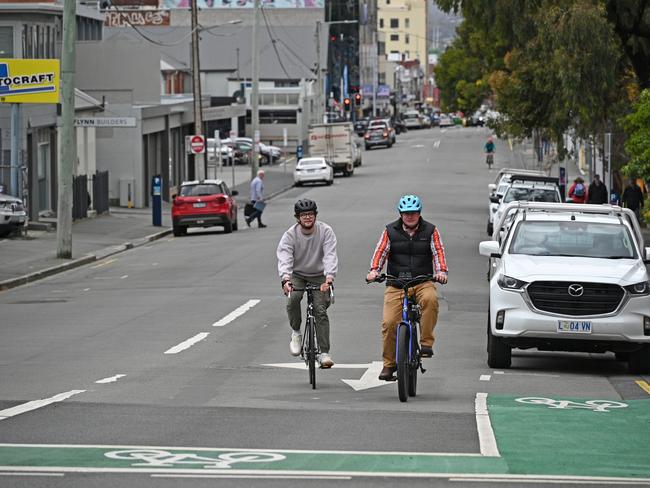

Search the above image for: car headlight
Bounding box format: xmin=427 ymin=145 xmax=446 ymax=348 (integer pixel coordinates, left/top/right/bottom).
xmin=624 ymin=281 xmax=650 ymax=296
xmin=497 ymin=275 xmax=528 ymax=291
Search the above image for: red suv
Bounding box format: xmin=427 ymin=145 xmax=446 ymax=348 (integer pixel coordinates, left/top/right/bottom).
xmin=172 ymin=180 xmax=239 ymax=236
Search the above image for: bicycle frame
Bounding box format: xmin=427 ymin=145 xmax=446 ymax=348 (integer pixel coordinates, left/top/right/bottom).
xmin=396 ymin=289 xmax=424 ymax=373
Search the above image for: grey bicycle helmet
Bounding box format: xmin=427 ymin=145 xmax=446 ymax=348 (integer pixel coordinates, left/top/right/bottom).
xmin=294 ymin=198 xmax=318 ymax=216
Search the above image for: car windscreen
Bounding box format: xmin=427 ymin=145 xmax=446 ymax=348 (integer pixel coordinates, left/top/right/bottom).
xmin=509 ymin=221 xmax=638 ymax=259
xmin=503 ymin=187 xmax=559 ymax=203
xmin=403 ymin=113 xmax=419 ymax=119
xmin=297 ymin=159 xmax=326 ymax=168
xmin=180 ymin=184 xmax=221 ymax=197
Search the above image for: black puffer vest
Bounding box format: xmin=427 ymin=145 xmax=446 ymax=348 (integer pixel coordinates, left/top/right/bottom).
xmin=386 ymin=218 xmax=435 ymax=288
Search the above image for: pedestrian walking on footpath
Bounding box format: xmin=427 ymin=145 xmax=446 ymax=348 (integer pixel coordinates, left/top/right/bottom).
xmin=246 ymin=169 xmax=267 ymax=228
xmin=568 ymin=177 xmax=587 ymax=204
xmin=587 ymin=174 xmax=608 ymax=204
xmin=622 ymin=178 xmax=645 ymax=224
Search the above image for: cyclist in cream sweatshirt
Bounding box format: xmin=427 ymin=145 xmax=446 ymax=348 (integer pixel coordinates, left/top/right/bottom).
xmin=277 ymin=198 xmax=338 ymax=368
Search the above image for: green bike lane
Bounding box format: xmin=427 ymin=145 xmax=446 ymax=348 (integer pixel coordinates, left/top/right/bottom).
xmin=0 ymin=394 xmax=649 ymax=481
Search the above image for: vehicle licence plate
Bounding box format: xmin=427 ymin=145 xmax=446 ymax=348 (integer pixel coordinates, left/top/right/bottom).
xmin=193 ymin=202 xmax=206 ymax=208
xmin=557 ymin=320 xmax=592 ymax=334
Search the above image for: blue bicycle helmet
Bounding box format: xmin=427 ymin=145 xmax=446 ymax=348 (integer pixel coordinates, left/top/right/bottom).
xmin=397 ymin=194 xmax=422 ymax=213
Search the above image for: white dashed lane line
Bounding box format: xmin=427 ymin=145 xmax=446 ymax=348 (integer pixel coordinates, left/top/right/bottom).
xmin=0 ymin=390 xmax=86 ymax=421
xmin=212 ymin=299 xmax=261 ymax=327
xmin=95 ymin=374 xmax=127 ymax=384
xmin=164 ymin=332 xmax=210 ymax=355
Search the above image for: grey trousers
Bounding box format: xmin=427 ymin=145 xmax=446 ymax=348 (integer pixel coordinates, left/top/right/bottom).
xmin=286 ymin=274 xmax=331 ymax=353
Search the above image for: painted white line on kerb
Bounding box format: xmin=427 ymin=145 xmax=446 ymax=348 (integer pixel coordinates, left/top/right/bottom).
xmin=0 ymin=390 xmax=86 ymax=420
xmin=475 ymin=392 xmax=500 ymax=457
xmin=95 ymin=374 xmax=126 ymax=384
xmin=164 ymin=333 xmax=210 ymax=354
xmin=212 ymin=300 xmax=261 ymax=327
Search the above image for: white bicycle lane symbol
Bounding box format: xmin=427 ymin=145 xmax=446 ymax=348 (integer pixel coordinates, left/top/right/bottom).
xmin=515 ymin=397 xmax=628 ymax=413
xmin=105 ymin=449 xmax=286 ymax=469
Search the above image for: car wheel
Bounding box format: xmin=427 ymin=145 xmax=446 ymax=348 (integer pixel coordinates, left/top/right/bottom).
xmin=365 ymin=144 xmax=371 ymax=150
xmin=233 ymin=216 xmax=238 ymax=231
xmin=487 ymin=318 xmax=511 ymax=368
xmin=628 ymin=345 xmax=650 ymax=373
xmin=326 ymin=179 xmax=333 ymax=186
xmin=172 ymin=224 xmax=182 ymax=237
xmin=487 ymin=221 xmax=493 ymax=235
xmin=295 ymin=181 xmax=302 ymax=187
xmin=223 ymin=219 xmax=233 ymax=234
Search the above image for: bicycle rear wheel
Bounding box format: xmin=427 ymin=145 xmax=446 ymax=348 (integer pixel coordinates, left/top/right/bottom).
xmin=307 ymin=319 xmax=316 ymax=389
xmin=396 ymin=324 xmax=409 ymax=402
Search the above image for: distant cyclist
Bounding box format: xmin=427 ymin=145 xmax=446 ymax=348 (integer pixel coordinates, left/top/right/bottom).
xmin=277 ymin=199 xmax=338 ymax=368
xmin=366 ymin=195 xmax=448 ymax=381
xmin=484 ymin=136 xmax=496 ymax=168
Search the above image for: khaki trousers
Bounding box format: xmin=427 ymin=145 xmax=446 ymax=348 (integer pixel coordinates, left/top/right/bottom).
xmin=381 ymin=281 xmax=439 ymax=368
xmin=286 ymin=274 xmax=331 ymax=353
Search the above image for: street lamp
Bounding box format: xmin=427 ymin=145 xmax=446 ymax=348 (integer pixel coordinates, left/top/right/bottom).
xmin=190 ymin=2 xmax=241 ymax=180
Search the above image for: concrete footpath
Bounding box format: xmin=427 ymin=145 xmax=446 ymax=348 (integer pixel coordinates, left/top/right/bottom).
xmin=0 ymin=159 xmax=296 ymax=291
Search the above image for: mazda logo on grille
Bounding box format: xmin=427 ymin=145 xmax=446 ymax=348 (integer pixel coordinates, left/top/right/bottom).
xmin=568 ymin=284 xmax=584 ymax=297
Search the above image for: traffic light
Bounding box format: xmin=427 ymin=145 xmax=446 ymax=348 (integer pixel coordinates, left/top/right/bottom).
xmin=354 ymin=93 xmax=361 ymax=104
xmin=343 ymin=97 xmax=351 ymax=111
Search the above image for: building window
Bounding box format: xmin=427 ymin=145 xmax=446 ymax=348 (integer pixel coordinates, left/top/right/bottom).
xmin=0 ymin=26 xmax=13 ymax=58
xmin=379 ymin=18 xmax=384 ymax=28
xmin=405 ymin=34 xmax=410 ymax=44
xmin=390 ymin=18 xmax=398 ymax=28
xmin=390 ymin=34 xmax=399 ymax=41
xmin=405 ymin=18 xmax=410 ymax=28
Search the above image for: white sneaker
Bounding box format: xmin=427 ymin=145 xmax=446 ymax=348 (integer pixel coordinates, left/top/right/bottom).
xmin=318 ymin=353 xmax=334 ymax=369
xmin=289 ymin=332 xmax=302 ymax=356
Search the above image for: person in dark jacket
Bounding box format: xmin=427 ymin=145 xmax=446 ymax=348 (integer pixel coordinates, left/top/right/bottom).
xmin=622 ymin=178 xmax=645 ymax=223
xmin=366 ymin=195 xmax=448 ymax=381
xmin=587 ymin=174 xmax=608 ymax=204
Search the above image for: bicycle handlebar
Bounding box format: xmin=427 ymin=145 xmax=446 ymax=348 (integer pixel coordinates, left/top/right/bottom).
xmin=366 ymin=274 xmax=443 ymax=287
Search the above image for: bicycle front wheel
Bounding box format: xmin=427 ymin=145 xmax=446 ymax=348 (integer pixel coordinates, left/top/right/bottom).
xmin=396 ymin=324 xmax=409 ymax=402
xmin=307 ymin=319 xmax=316 ymax=389
xmin=408 ymin=326 xmax=420 ymax=396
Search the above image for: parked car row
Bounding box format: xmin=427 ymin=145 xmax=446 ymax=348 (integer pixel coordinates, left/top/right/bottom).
xmin=0 ymin=192 xmax=26 ymax=238
xmin=207 ymin=138 xmax=283 ymax=167
xmin=479 ymin=167 xmax=650 ymax=373
xmin=171 ymin=179 xmax=239 ymax=236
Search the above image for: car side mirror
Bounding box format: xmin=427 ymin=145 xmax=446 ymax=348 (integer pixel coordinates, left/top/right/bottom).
xmin=489 ymin=195 xmax=501 ymax=204
xmin=232 ymin=190 xmax=239 ymax=196
xmin=479 ymin=240 xmax=501 ymax=257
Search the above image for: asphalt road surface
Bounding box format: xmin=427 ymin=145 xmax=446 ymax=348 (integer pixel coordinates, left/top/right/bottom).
xmin=1 ymin=126 xmax=649 ymax=487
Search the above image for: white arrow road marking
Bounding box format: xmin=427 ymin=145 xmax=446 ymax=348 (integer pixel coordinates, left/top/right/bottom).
xmin=165 ymin=333 xmax=210 ymax=354
xmin=0 ymin=390 xmax=86 ymax=420
xmin=213 ymin=300 xmax=261 ymax=327
xmin=341 ymin=361 xmax=392 ymax=391
xmin=262 ymin=363 xmax=373 ymax=370
xmin=95 ymin=374 xmax=127 ymax=384
xmin=411 ymin=144 xmax=425 ymax=148
xmin=262 ymin=362 xmax=391 ymax=391
xmin=433 ymin=140 xmax=441 ymax=148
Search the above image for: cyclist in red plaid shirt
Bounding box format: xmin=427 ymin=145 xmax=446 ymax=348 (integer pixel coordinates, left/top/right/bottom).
xmin=366 ymin=195 xmax=448 ymax=381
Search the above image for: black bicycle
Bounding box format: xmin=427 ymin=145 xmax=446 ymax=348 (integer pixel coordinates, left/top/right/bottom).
xmin=290 ymin=283 xmax=334 ymax=389
xmin=368 ymin=274 xmax=436 ymax=402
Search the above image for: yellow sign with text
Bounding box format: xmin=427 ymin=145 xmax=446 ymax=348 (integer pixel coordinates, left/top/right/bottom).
xmin=0 ymin=59 xmax=60 ymax=104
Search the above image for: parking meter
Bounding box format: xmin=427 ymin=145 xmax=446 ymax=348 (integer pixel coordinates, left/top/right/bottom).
xmin=151 ymin=175 xmax=162 ymax=226
xmin=296 ymin=145 xmax=304 ymax=161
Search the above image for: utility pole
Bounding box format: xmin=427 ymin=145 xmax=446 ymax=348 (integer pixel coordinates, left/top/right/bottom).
xmin=372 ymin=30 xmax=377 ymax=117
xmin=56 ymin=0 xmax=76 ymax=259
xmin=250 ymin=0 xmax=260 ymax=178
xmin=191 ymin=0 xmax=205 ymax=180
xmin=315 ymin=21 xmax=322 ymax=124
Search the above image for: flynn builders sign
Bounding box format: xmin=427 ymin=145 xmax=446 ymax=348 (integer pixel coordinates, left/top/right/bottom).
xmin=104 ymin=10 xmax=170 ymax=27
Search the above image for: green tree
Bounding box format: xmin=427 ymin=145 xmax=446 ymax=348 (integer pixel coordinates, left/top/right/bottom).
xmin=622 ymin=88 xmax=650 ymax=181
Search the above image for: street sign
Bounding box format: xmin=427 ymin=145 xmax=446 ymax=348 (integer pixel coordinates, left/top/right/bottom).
xmin=254 ymin=130 xmax=260 ymax=144
xmin=0 ymin=59 xmax=60 ymax=104
xmin=186 ymin=135 xmax=205 ymax=154
xmin=283 ymin=128 xmax=288 ymax=147
xmin=74 ymin=117 xmax=136 ymax=127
